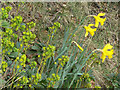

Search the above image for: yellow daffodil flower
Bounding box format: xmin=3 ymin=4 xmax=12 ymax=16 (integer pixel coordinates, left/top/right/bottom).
xmin=92 ymin=43 xmax=114 ymax=63
xmin=84 ymin=24 xmax=97 ymax=37
xmin=93 ymin=13 xmax=106 ymax=27
xmin=72 ymin=41 xmax=83 ymax=51
xmin=101 ymin=43 xmax=114 ymax=63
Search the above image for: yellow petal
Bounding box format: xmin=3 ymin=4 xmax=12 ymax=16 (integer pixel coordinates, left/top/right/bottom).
xmin=77 ymin=44 xmax=84 ymax=51
xmin=93 ymin=28 xmax=97 ymax=31
xmin=100 ymin=21 xmax=104 ymax=26
xmin=108 ymin=49 xmax=114 ymax=55
xmin=89 ymin=31 xmax=94 ymax=36
xmin=103 ymin=43 xmax=113 ymax=51
xmin=94 ymin=13 xmax=106 ymax=27
xmin=84 ymin=26 xmax=88 ymax=30
xmin=95 ymin=20 xmax=99 ymax=27
xmin=89 ymin=24 xmax=95 ymax=27
xmin=107 ymin=49 xmax=114 ymax=59
xmin=101 ymin=53 xmax=106 ymax=63
xmin=98 ymin=13 xmax=105 ymax=17
xmin=108 ymin=55 xmax=112 ymax=59
xmin=85 ymin=31 xmax=88 ymax=37
xmin=93 ymin=16 xmax=97 ymax=19
xmin=100 ymin=18 xmax=106 ymax=26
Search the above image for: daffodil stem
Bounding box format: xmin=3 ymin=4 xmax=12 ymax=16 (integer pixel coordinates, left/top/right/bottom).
xmin=85 ymin=49 xmax=103 ymax=73
xmin=84 ymin=37 xmax=93 ymax=73
xmin=47 ymin=36 xmax=51 ymax=45
xmin=56 ymin=64 xmax=60 ymax=75
xmin=75 ymin=79 xmax=79 ymax=88
xmin=37 ymin=57 xmax=43 ymax=73
xmin=87 ymin=37 xmax=93 ymax=49
xmin=47 ymin=82 xmax=51 ymax=88
xmin=87 ymin=15 xmax=95 ymax=18
xmin=52 ymin=81 xmax=55 ymax=88
xmin=40 ymin=56 xmax=49 ymax=75
xmin=85 ymin=38 xmax=103 ymax=73
xmin=85 ymin=64 xmax=88 ymax=73
xmin=92 ymin=49 xmax=103 ymax=53
xmin=40 ymin=58 xmax=47 ymax=75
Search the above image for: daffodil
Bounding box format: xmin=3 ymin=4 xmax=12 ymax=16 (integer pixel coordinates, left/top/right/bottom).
xmin=92 ymin=43 xmax=114 ymax=63
xmin=72 ymin=41 xmax=83 ymax=51
xmin=93 ymin=13 xmax=106 ymax=27
xmin=101 ymin=43 xmax=114 ymax=63
xmin=84 ymin=24 xmax=97 ymax=37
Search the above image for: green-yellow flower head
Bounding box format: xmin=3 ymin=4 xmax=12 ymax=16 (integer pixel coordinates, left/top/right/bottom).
xmin=93 ymin=13 xmax=106 ymax=27
xmin=84 ymin=24 xmax=97 ymax=37
xmin=101 ymin=43 xmax=114 ymax=63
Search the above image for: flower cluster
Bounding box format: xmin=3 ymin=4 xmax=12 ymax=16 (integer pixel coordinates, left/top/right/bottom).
xmin=1 ymin=6 xmax=36 ymax=61
xmin=2 ymin=36 xmax=14 ymax=55
xmin=30 ymin=61 xmax=37 ymax=69
xmin=48 ymin=22 xmax=60 ymax=37
xmin=95 ymin=85 xmax=101 ymax=89
xmin=80 ymin=73 xmax=92 ymax=88
xmin=1 ymin=26 xmax=15 ymax=55
xmin=11 ymin=16 xmax=23 ymax=30
xmin=27 ymin=21 xmax=36 ymax=29
xmin=10 ymin=15 xmax=36 ymax=46
xmin=47 ymin=73 xmax=60 ymax=87
xmin=20 ymin=24 xmax=26 ymax=31
xmin=22 ymin=31 xmax=36 ymax=44
xmin=84 ymin=13 xmax=106 ymax=37
xmin=88 ymin=53 xmax=101 ymax=66
xmin=19 ymin=54 xmax=27 ymax=67
xmin=30 ymin=73 xmax=41 ymax=86
xmin=84 ymin=13 xmax=114 ymax=62
xmin=49 ymin=22 xmax=60 ymax=32
xmin=42 ymin=45 xmax=56 ymax=58
xmin=58 ymin=55 xmax=69 ymax=67
xmin=14 ymin=76 xmax=29 ymax=88
xmin=2 ymin=61 xmax=8 ymax=72
xmin=1 ymin=6 xmax=12 ymax=19
xmin=47 ymin=73 xmax=60 ymax=81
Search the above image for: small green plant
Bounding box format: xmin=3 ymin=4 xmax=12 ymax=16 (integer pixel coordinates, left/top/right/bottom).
xmin=79 ymin=73 xmax=92 ymax=88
